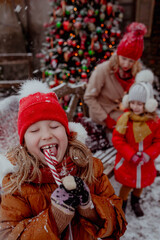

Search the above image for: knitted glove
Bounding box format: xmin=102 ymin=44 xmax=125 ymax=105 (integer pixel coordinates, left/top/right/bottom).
xmin=51 ymin=181 xmax=80 ymax=234
xmin=105 ymin=115 xmax=116 ymax=130
xmin=140 ymin=152 xmax=150 ymax=163
xmin=62 ymin=176 xmax=90 ymax=207
xmin=131 ymin=154 xmax=142 ymax=165
xmin=51 ymin=184 xmax=80 ymax=212
xmin=62 ymin=176 xmax=101 ymax=226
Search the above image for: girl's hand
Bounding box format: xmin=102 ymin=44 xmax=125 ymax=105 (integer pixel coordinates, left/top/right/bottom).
xmin=51 ymin=181 xmax=80 ymax=234
xmin=62 ymin=176 xmax=90 ymax=207
xmin=140 ymin=152 xmax=150 ymax=163
xmin=51 ymin=184 xmax=80 ymax=210
xmin=131 ymin=154 xmax=142 ymax=165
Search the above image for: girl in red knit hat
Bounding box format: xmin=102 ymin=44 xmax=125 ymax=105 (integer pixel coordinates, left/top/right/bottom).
xmin=0 ymin=80 xmax=127 ymax=240
xmin=84 ymin=22 xmax=147 ymax=144
xmin=112 ymin=69 xmax=160 ymax=217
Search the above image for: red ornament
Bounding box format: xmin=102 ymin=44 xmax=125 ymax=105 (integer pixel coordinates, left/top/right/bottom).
xmin=63 ymin=21 xmax=72 ymax=31
xmin=49 ymin=79 xmax=59 ymax=88
xmin=59 ymin=29 xmax=65 ymax=35
xmin=81 ymin=72 xmax=87 ymax=78
xmin=116 ymin=30 xmax=121 ymax=37
xmin=72 ymin=40 xmax=77 ymax=47
xmin=67 ymin=39 xmax=72 ymax=46
xmin=80 ymin=34 xmax=87 ymax=50
xmin=55 ymin=34 xmax=60 ymax=39
xmin=77 ymin=112 xmax=83 ymax=118
xmin=70 ymin=68 xmax=76 ymax=74
xmin=110 ymin=29 xmax=116 ymax=37
xmin=69 ymin=77 xmax=76 ymax=84
xmin=80 ymin=0 xmax=87 ymax=3
xmin=46 ymin=37 xmax=50 ymax=42
xmin=106 ymin=3 xmax=113 ymax=16
xmin=75 ymin=60 xmax=81 ymax=66
xmin=58 ymin=39 xmax=63 ymax=46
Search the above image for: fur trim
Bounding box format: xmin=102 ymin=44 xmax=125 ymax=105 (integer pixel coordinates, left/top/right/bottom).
xmin=68 ymin=122 xmax=88 ymax=144
xmin=62 ymin=176 xmax=76 ymax=190
xmin=145 ymin=99 xmax=158 ymax=112
xmin=122 ymin=94 xmax=129 ymax=109
xmin=0 ymin=154 xmax=17 ymax=186
xmin=135 ymin=69 xmax=154 ymax=84
xmin=18 ymin=79 xmax=52 ymax=100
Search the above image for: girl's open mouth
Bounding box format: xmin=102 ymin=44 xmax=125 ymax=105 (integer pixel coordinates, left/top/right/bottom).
xmin=40 ymin=144 xmax=58 ymax=156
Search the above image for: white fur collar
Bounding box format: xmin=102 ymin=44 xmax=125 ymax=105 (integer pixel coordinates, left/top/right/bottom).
xmin=0 ymin=154 xmax=17 ymax=186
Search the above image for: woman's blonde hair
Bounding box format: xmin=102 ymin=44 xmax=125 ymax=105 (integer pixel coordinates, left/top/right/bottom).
xmin=109 ymin=52 xmax=143 ymax=77
xmin=2 ymin=133 xmax=94 ymax=194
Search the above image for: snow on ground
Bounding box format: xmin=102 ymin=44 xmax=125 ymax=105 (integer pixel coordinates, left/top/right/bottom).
xmin=109 ymin=156 xmax=160 ymax=240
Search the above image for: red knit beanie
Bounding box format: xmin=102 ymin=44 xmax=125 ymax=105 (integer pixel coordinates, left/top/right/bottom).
xmin=117 ymin=22 xmax=147 ymax=61
xmin=18 ymin=80 xmax=69 ymax=145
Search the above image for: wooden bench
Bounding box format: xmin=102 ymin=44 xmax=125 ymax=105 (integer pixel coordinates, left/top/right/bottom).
xmin=94 ymin=147 xmax=116 ymax=178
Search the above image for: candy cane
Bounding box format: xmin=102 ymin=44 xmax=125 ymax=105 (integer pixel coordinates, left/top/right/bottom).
xmin=44 ymin=149 xmax=62 ymax=186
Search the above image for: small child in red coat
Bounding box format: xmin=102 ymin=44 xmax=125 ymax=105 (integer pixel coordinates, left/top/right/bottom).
xmin=112 ymin=69 xmax=160 ymax=217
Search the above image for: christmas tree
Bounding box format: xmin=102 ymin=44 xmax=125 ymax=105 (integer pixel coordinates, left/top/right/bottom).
xmin=37 ymin=0 xmax=124 ymax=152
xmin=38 ymin=0 xmax=124 ymax=87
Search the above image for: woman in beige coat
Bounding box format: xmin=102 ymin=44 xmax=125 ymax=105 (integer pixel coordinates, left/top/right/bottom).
xmin=84 ymin=22 xmax=147 ymax=130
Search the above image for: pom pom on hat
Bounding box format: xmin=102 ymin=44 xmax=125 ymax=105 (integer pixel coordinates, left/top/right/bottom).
xmin=62 ymin=175 xmax=76 ymax=191
xmin=117 ymin=22 xmax=147 ymax=61
xmin=18 ymin=79 xmax=52 ymax=99
xmin=145 ymin=98 xmax=158 ymax=113
xmin=135 ymin=69 xmax=154 ymax=84
xmin=126 ymin=22 xmax=147 ymax=36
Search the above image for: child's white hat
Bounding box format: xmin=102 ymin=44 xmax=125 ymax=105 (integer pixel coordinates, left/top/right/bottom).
xmin=122 ymin=69 xmax=158 ymax=112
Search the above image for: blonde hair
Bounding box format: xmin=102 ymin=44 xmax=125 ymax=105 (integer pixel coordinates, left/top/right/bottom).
xmin=109 ymin=52 xmax=143 ymax=77
xmin=2 ymin=134 xmax=94 ymax=194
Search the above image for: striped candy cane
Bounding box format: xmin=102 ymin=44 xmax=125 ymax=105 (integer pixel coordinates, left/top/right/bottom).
xmin=44 ymin=149 xmax=62 ymax=186
xmin=45 ymin=149 xmax=74 ymax=239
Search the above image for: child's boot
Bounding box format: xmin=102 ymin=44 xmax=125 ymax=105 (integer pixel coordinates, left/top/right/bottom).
xmin=122 ymin=200 xmax=128 ymax=213
xmin=131 ymin=192 xmax=144 ymax=217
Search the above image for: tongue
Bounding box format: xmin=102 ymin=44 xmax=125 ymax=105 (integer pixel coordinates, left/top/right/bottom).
xmin=49 ymin=146 xmax=57 ymax=156
xmin=43 ymin=146 xmax=57 ymax=157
